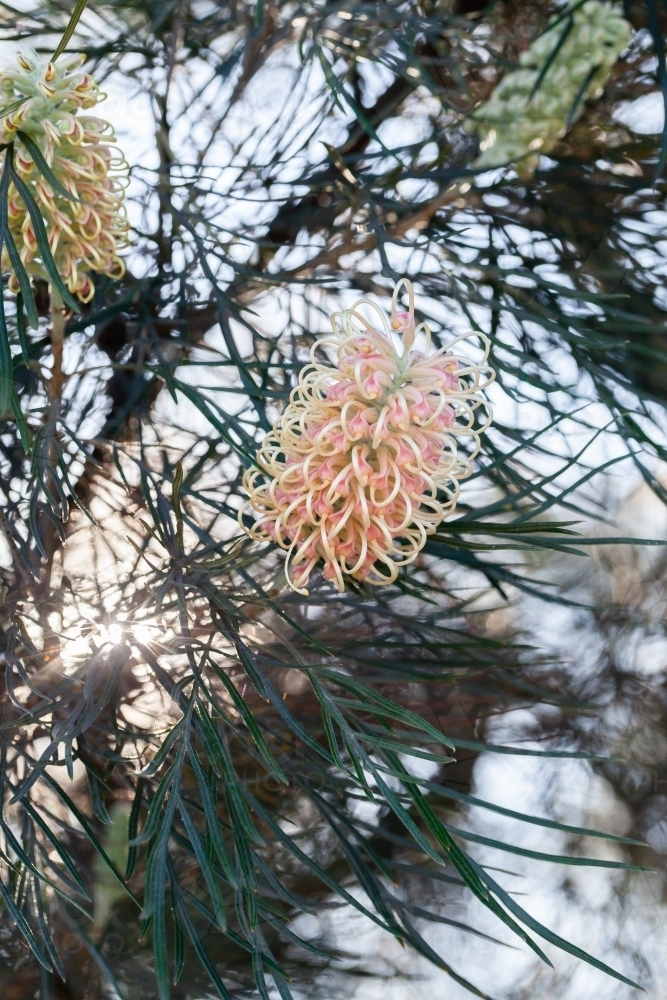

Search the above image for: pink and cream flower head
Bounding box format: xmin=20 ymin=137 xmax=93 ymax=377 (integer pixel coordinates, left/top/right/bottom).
xmin=240 ymin=280 xmax=495 ymax=594
xmin=0 ymin=48 xmax=129 ymax=303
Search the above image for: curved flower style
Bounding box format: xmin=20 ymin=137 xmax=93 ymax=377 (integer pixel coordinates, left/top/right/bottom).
xmin=0 ymin=49 xmax=129 ymax=302
xmin=240 ymin=281 xmax=495 ymax=594
xmin=468 ymin=1 xmax=631 ymax=178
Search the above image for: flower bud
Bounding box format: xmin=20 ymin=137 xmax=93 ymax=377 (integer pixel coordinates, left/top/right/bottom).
xmin=467 ymin=2 xmax=631 ymax=177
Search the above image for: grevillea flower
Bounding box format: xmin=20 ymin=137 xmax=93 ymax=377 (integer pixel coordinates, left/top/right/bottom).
xmin=467 ymin=1 xmax=631 ymax=178
xmin=240 ymin=280 xmax=495 ymax=594
xmin=0 ymin=48 xmax=129 ymax=302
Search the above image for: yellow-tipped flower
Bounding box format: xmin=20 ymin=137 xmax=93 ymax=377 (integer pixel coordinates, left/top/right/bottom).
xmin=0 ymin=48 xmax=129 ymax=302
xmin=240 ymin=280 xmax=495 ymax=594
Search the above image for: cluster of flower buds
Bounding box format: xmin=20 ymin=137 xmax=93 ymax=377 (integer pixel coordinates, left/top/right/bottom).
xmin=240 ymin=280 xmax=494 ymax=594
xmin=0 ymin=49 xmax=129 ymax=302
xmin=468 ymin=1 xmax=631 ymax=177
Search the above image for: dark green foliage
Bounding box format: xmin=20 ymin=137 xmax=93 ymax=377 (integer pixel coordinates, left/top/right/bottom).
xmin=0 ymin=1 xmax=665 ymax=997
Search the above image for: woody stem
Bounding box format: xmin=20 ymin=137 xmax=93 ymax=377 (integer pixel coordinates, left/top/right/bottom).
xmin=49 ymin=285 xmax=64 ymax=405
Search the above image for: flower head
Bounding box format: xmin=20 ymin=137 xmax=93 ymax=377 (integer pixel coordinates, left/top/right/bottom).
xmin=468 ymin=2 xmax=631 ymax=178
xmin=0 ymin=48 xmax=129 ymax=302
xmin=240 ymin=280 xmax=495 ymax=594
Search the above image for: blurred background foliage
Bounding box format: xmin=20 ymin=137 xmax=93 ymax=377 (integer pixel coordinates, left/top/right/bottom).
xmin=1 ymin=0 xmax=667 ymax=998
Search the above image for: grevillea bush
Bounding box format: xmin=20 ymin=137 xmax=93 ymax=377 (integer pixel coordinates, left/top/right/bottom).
xmin=241 ymin=280 xmax=494 ymax=592
xmin=0 ymin=2 xmax=664 ymax=999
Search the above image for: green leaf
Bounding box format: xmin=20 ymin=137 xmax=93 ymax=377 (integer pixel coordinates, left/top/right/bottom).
xmin=472 ymin=861 xmax=645 ymax=991
xmin=0 ymin=876 xmax=51 ymax=970
xmin=16 ymin=131 xmax=83 ymax=207
xmin=52 ymin=0 xmax=90 ymax=61
xmin=140 ymin=719 xmax=186 ymax=777
xmin=177 ymin=795 xmax=227 ymax=930
xmin=8 ymin=166 xmax=79 ymax=312
xmin=0 ymin=148 xmax=39 ymax=331
xmin=129 ymin=760 xmax=176 ymax=846
xmin=171 ymin=873 xmax=234 ymax=1000
xmin=0 ymin=270 xmax=13 ymax=413
xmin=58 ymin=909 xmax=124 ymax=997
xmin=422 ymin=783 xmax=646 ymax=846
xmin=357 ymin=732 xmax=456 ymax=764
xmin=15 ymin=795 xmax=90 ymax=899
xmin=34 ymin=882 xmax=66 ymax=981
xmin=234 ymin=640 xmax=335 ymax=765
xmin=442 ymin=822 xmax=649 ymax=871
xmin=126 ymin=778 xmax=145 ymax=879
xmin=193 ymin=702 xmax=263 ymax=845
xmin=206 ymin=655 xmax=288 ymax=784
xmin=172 ymin=904 xmax=184 ymax=985
xmin=528 ymin=13 xmax=574 ymax=100
xmin=40 ymin=771 xmax=139 ymax=906
xmin=187 ymin=746 xmax=236 ymax=885
xmin=15 ymin=294 xmax=32 ymax=359
xmin=324 ymin=671 xmax=454 ymax=748
xmin=7 ymin=400 xmax=30 ymax=463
